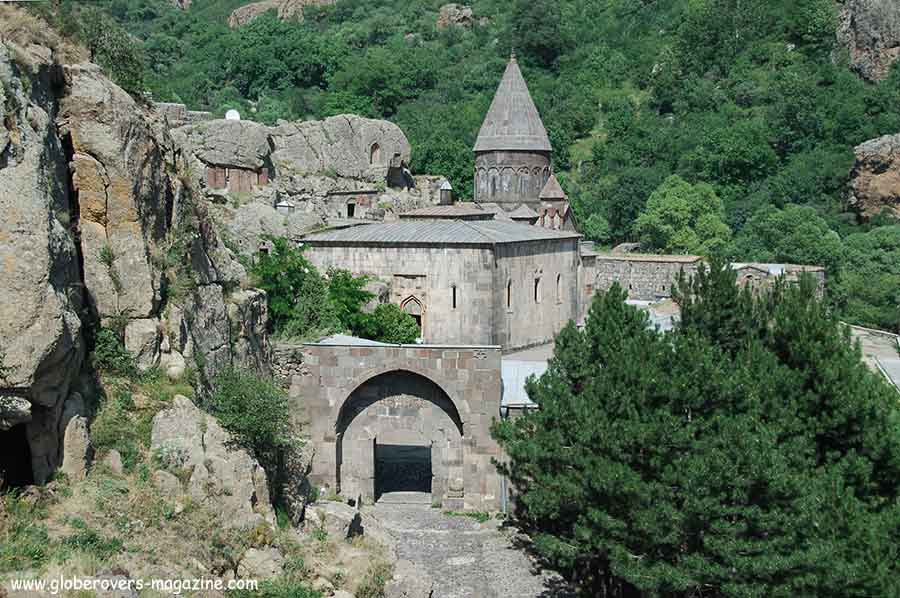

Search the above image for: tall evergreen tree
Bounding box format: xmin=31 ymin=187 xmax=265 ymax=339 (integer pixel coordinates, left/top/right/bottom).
xmin=493 ymin=274 xmax=900 ymax=597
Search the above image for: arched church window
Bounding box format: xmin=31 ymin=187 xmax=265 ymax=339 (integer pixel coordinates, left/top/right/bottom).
xmin=506 ymin=279 xmax=512 ymax=309
xmin=370 ymin=143 xmax=381 ymax=165
xmin=534 ymin=277 xmax=542 ymax=304
xmin=451 ymin=285 xmax=457 ymax=310
xmin=556 ymin=274 xmax=562 ymax=303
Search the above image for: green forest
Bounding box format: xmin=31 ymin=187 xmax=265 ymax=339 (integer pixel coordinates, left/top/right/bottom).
xmin=36 ymin=0 xmax=900 ymax=332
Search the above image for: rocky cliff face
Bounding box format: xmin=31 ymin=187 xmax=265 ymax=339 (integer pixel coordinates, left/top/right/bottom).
xmin=838 ymin=0 xmax=900 ymax=82
xmin=848 ymin=133 xmax=900 ymax=220
xmin=227 ymin=0 xmax=335 ymax=28
xmin=171 ymin=114 xmax=442 ymax=259
xmin=0 ymin=45 xmax=85 ymax=484
xmin=0 ymin=36 xmax=273 ymax=486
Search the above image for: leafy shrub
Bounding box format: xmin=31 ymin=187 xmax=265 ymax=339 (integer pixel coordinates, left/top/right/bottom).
xmin=251 ymin=237 xmax=338 ymax=340
xmin=327 ymin=268 xmax=374 ymax=333
xmin=91 ymin=328 xmax=137 ymax=378
xmin=355 ymin=561 xmax=393 ymax=598
xmin=355 ymin=304 xmax=419 ymax=344
xmin=204 ymin=368 xmax=295 ymax=485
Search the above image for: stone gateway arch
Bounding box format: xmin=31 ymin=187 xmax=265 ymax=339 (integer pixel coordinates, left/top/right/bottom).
xmin=280 ymin=340 xmax=504 ymax=510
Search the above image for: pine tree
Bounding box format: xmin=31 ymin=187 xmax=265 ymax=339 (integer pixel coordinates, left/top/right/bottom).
xmin=493 ymin=273 xmax=900 ymax=597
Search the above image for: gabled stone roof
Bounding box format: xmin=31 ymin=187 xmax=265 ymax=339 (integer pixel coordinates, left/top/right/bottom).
xmin=539 ymin=174 xmax=567 ymax=200
xmin=473 ymin=55 xmax=552 ymax=153
xmin=508 ymin=204 xmax=540 ymax=220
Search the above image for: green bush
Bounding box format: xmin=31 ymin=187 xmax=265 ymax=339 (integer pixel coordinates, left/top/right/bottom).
xmin=354 ymin=303 xmax=420 ymax=344
xmin=204 ymin=368 xmax=295 ymax=483
xmin=91 ymin=328 xmax=137 ymax=378
xmin=251 ymin=237 xmax=338 ymax=340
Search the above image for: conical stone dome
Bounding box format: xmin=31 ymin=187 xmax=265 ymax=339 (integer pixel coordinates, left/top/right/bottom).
xmin=473 ymin=55 xmax=552 ymax=153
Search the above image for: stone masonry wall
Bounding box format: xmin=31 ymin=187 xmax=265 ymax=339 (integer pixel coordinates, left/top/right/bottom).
xmin=589 ymin=255 xmax=702 ymax=302
xmin=280 ymin=343 xmax=504 ymax=510
xmin=303 ymin=244 xmax=495 ymax=346
xmin=493 ymin=239 xmax=581 ymax=350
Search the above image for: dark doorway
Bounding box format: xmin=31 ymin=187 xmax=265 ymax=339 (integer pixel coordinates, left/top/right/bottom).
xmin=0 ymin=424 xmax=34 ymax=490
xmin=346 ymin=203 xmax=356 ymax=218
xmin=374 ymin=443 xmax=431 ymax=500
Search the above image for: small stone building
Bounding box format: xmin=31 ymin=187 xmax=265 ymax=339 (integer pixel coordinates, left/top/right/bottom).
xmin=584 ymin=251 xmax=703 ymax=304
xmin=302 ymin=219 xmax=581 ymax=351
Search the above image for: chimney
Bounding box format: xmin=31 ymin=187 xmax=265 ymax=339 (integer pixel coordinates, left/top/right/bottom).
xmin=439 ymin=180 xmax=454 ymax=206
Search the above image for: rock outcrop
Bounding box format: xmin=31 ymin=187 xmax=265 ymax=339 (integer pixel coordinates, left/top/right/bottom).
xmin=150 ymin=395 xmax=275 ymax=528
xmin=437 ymin=4 xmax=475 ymax=29
xmin=227 ymin=0 xmax=335 ymax=28
xmin=0 ymin=43 xmax=85 ymax=483
xmin=848 ymin=133 xmax=900 ymax=220
xmin=59 ymin=62 xmax=170 ymax=321
xmin=1 ymin=18 xmax=274 ymax=485
xmin=838 ymin=0 xmax=900 ymax=82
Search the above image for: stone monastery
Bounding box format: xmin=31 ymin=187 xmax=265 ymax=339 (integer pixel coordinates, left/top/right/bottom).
xmin=255 ymin=55 xmax=824 ymax=512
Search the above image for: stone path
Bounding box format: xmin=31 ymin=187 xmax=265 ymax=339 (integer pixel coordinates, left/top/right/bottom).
xmin=367 ymin=499 xmax=575 ymax=598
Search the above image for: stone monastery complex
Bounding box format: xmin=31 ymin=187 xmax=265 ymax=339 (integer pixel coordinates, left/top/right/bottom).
xmin=239 ymin=54 xmax=828 ymax=511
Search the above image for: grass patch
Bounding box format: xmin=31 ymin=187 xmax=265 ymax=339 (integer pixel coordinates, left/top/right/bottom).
xmin=443 ymin=510 xmax=491 ymax=523
xmin=355 ymin=560 xmax=393 ymax=598
xmin=0 ymin=493 xmax=52 ymax=572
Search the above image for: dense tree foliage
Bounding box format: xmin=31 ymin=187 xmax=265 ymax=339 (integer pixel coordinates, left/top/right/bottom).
xmin=250 ymin=237 xmax=419 ymax=342
xmin=493 ymin=261 xmax=900 ymax=596
xmin=633 ymin=175 xmax=731 ymax=255
xmin=37 ymin=0 xmax=900 ymax=330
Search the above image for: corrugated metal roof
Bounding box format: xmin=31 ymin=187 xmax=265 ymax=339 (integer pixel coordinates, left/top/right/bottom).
xmin=473 ymin=55 xmax=552 ymax=153
xmin=501 ymin=360 xmax=548 ymax=407
xmin=302 ymin=219 xmax=580 ymax=246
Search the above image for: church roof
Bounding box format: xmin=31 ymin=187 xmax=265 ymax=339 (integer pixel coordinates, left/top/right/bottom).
xmin=508 ymin=204 xmax=540 ymax=220
xmin=473 ymin=55 xmax=552 ymax=153
xmin=302 ymin=219 xmax=580 ymax=247
xmin=399 ymin=204 xmax=494 ymax=220
xmin=539 ymin=174 xmax=567 ymax=200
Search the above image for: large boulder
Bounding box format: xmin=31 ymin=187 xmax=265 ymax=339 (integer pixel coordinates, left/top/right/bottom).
xmin=237 ymin=547 xmax=284 ymax=579
xmin=271 ymin=115 xmax=411 ymax=181
xmin=0 ymin=42 xmax=85 ymax=483
xmin=124 ymin=318 xmax=161 ymax=371
xmin=305 ymin=502 xmax=363 ymax=540
xmin=151 ymin=395 xmax=275 ymax=528
xmin=838 ymin=0 xmax=900 ymax=82
xmin=59 ymin=415 xmax=92 ymax=480
xmin=848 ymin=133 xmax=900 ymax=220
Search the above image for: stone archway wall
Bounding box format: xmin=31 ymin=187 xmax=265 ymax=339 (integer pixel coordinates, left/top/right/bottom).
xmin=282 ymin=343 xmax=503 ymax=510
xmin=336 ymin=371 xmax=463 ymax=504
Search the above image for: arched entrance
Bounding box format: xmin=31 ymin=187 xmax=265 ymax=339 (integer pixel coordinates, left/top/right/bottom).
xmin=400 ymin=296 xmax=424 ymax=332
xmin=335 ymin=370 xmax=464 ymax=505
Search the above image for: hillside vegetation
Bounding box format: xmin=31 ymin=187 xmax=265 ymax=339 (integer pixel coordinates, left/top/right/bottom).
xmin=33 ymin=0 xmax=900 ymax=331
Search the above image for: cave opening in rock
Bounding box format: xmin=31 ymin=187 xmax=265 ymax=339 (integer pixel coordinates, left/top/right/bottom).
xmin=0 ymin=424 xmax=34 ymax=490
xmin=374 ymin=443 xmax=432 ymax=500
